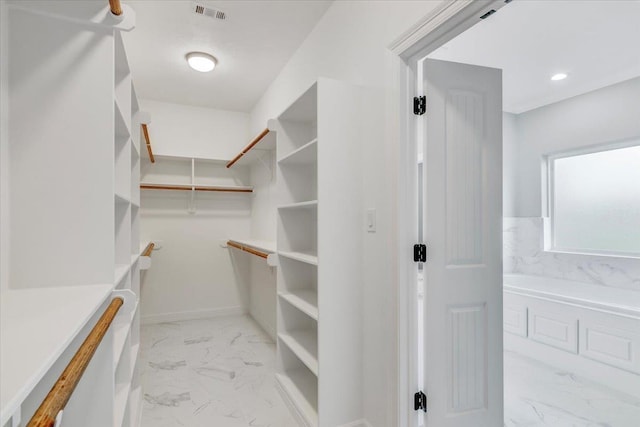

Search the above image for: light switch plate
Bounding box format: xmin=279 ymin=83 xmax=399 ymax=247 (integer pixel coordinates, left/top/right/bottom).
xmin=367 ymin=208 xmax=376 ymax=233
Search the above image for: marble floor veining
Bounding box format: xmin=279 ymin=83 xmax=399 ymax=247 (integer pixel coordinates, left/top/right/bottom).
xmin=140 ymin=315 xmax=640 ymax=427
xmin=140 ymin=315 xmax=298 ymax=427
xmin=504 ymin=351 xmax=640 ymax=427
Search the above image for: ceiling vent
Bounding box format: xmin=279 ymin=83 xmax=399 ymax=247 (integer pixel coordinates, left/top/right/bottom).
xmin=193 ymin=3 xmax=226 ymax=20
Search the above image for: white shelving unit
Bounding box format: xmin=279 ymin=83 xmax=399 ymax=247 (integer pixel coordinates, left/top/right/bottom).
xmin=274 ymin=79 xmax=369 ymax=426
xmin=0 ymin=3 xmax=143 ymax=427
xmin=140 ymin=154 xmax=253 ymax=211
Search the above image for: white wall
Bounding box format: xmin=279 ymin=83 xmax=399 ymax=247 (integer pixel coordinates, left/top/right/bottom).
xmin=503 ymin=112 xmax=518 ymax=218
xmin=248 ymin=2 xmax=441 ymax=425
xmin=503 ymin=77 xmax=640 ymax=291
xmin=139 ymin=99 xmax=254 ymax=322
xmin=1 ymin=0 xmax=9 ymax=292
xmin=140 ymin=98 xmax=249 ymax=159
xmin=512 ymin=77 xmax=640 ymax=217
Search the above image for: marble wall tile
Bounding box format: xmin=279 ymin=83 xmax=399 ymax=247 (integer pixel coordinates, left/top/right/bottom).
xmin=503 ymin=217 xmax=640 ymax=291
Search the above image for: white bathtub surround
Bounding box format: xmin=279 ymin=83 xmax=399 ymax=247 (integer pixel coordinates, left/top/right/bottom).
xmin=504 ymin=274 xmax=640 ymax=398
xmin=139 ymin=315 xmax=297 ymax=427
xmin=504 ymin=351 xmax=640 ymax=427
xmin=504 ymin=217 xmax=640 ymax=291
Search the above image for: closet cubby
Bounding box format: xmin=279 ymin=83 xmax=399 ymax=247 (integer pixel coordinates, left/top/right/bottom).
xmin=115 ymin=203 xmax=131 ymax=266
xmin=131 ymin=144 xmax=141 ymax=205
xmin=278 ymin=299 xmax=318 ymax=375
xmin=275 ymin=79 xmax=370 ymax=426
xmin=278 ymin=256 xmax=318 ymax=320
xmin=114 ymin=104 xmax=131 ymax=201
xmin=278 ymin=161 xmax=318 ymax=204
xmin=276 ymin=344 xmax=319 ymax=426
xmin=277 ymin=206 xmax=317 ymax=256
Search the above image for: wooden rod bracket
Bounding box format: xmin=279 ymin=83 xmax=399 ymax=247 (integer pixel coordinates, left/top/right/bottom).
xmin=109 ymin=0 xmax=123 ymax=16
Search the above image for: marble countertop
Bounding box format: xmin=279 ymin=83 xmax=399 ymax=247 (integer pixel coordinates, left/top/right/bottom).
xmin=0 ymin=284 xmax=113 ymax=425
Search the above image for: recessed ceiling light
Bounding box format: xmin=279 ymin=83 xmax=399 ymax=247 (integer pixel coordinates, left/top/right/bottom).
xmin=186 ymin=52 xmax=217 ymax=73
xmin=551 ymin=73 xmax=568 ymax=81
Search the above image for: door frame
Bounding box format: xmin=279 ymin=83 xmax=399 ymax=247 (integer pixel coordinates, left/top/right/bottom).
xmin=387 ymin=1 xmax=508 ymax=426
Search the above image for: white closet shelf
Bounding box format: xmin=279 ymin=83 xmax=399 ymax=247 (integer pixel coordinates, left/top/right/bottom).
xmin=131 ymin=83 xmax=140 ymax=115
xmin=0 ymin=285 xmax=113 ymax=425
xmin=115 ymin=192 xmax=131 ymax=205
xmin=129 ymin=385 xmax=143 ymax=426
xmin=228 ymin=239 xmax=276 ymax=254
xmin=279 ymin=331 xmax=318 ymax=376
xmin=114 ymin=381 xmax=130 ymax=427
xmin=275 ymin=370 xmax=318 ymax=426
xmin=278 ymin=139 xmax=317 ymax=165
xmin=279 ymin=291 xmax=318 ymax=320
xmin=113 ymin=316 xmax=134 ymax=370
xmin=140 ymin=183 xmax=253 ymax=193
xmin=278 ymin=250 xmax=318 ymax=266
xmin=151 ymin=154 xmax=228 ymax=164
xmin=130 ymin=343 xmax=140 ymax=378
xmin=115 ymin=264 xmax=130 ymax=286
xmin=114 ymin=99 xmax=131 ymax=139
xmin=278 ymin=200 xmax=318 ymax=210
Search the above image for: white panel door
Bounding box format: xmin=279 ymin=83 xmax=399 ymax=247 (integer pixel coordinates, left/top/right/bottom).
xmin=422 ymin=58 xmax=503 ymax=426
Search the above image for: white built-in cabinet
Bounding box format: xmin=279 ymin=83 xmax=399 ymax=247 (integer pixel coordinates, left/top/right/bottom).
xmin=274 ymin=79 xmax=370 ymax=427
xmin=0 ymin=3 xmax=145 ymax=427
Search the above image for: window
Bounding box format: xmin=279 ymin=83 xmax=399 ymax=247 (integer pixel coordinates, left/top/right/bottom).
xmin=547 ymin=142 xmax=640 ymax=257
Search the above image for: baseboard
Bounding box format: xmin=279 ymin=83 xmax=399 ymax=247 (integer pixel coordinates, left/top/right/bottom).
xmin=275 ymin=375 xmax=311 ymax=427
xmin=338 ymin=419 xmax=373 ymax=427
xmin=141 ymin=306 xmax=246 ymax=324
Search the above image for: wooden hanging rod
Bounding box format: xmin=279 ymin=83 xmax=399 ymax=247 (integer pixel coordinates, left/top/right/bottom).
xmin=26 ymin=297 xmax=124 ymax=427
xmin=227 ymin=241 xmax=269 ymax=259
xmin=142 ymin=242 xmax=155 ymax=257
xmin=140 ymin=183 xmax=253 ymax=193
xmin=226 ymin=128 xmax=270 ymax=168
xmin=109 ymin=0 xmax=122 ymax=16
xmin=141 ymin=124 xmax=155 ymax=163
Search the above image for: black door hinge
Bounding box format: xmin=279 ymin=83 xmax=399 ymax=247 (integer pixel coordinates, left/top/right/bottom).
xmin=413 ymin=244 xmax=426 ymax=262
xmin=480 ymin=9 xmax=497 ymax=19
xmin=413 ymin=96 xmax=426 ymax=115
xmin=414 ymin=391 xmax=427 ymax=412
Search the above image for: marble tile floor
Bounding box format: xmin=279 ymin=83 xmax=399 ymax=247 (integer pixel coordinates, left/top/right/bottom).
xmin=140 ymin=315 xmax=640 ymax=427
xmin=504 ymin=350 xmax=640 ymax=427
xmin=140 ymin=315 xmax=298 ymax=427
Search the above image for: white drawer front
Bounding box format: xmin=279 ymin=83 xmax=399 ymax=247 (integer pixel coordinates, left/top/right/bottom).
xmin=579 ymin=313 xmax=640 ymax=374
xmin=528 ymin=308 xmax=578 ymax=353
xmin=504 ymin=304 xmax=527 ymax=337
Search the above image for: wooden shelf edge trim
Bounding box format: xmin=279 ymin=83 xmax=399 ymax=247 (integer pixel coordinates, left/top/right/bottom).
xmin=26 ymin=298 xmax=124 ymax=427
xmin=142 ymin=242 xmax=155 ymax=257
xmin=227 ymin=241 xmax=269 ymax=259
xmin=141 ymin=123 xmax=155 ymax=164
xmin=140 ymin=184 xmax=253 ymax=193
xmin=226 ymin=128 xmax=270 ymax=168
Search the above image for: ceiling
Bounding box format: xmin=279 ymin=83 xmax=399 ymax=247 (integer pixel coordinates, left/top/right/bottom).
xmin=428 ymin=0 xmax=640 ymax=114
xmin=122 ymin=1 xmax=332 ymax=112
